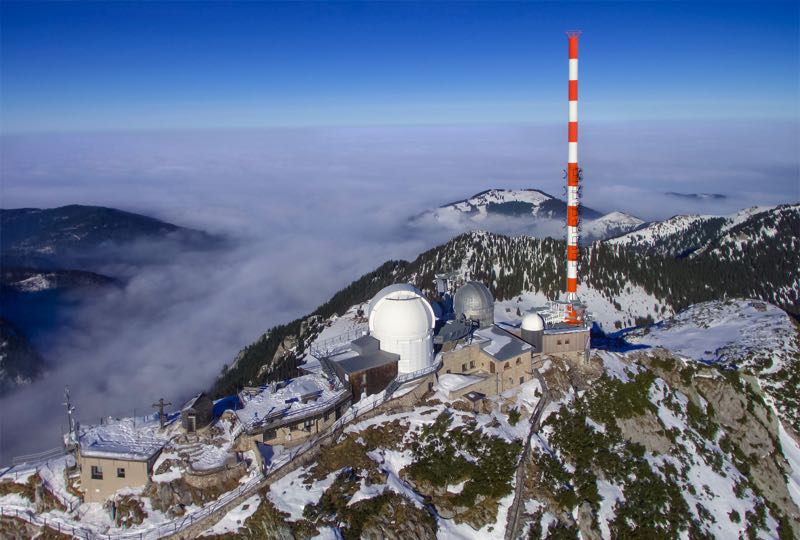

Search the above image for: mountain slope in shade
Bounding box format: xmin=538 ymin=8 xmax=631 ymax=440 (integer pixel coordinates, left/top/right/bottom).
xmin=409 ymin=188 xmax=641 ymax=241
xmin=0 ymin=204 xmax=216 ymax=269
xmin=0 ymin=318 xmax=45 ymax=395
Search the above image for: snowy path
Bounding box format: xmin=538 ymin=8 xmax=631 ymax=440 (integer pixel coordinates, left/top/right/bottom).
xmin=504 ymin=369 xmax=550 ymax=540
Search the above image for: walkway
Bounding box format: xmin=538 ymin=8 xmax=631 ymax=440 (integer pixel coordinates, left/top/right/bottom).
xmin=504 ymin=368 xmax=550 ymax=540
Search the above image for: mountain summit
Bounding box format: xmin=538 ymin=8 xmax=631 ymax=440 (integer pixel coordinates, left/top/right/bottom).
xmin=409 ymin=188 xmax=642 ymax=241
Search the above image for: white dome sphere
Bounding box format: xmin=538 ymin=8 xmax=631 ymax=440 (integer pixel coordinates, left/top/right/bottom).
xmin=368 ymin=284 xmax=435 ymax=374
xmin=521 ymin=312 xmax=545 ymax=332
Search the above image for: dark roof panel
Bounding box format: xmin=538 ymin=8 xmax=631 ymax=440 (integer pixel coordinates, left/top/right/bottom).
xmin=336 ymin=350 xmax=399 ymax=374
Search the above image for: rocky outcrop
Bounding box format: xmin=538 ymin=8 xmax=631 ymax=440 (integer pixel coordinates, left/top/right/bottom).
xmin=145 ymin=462 xmax=246 ymax=516
xmin=616 ymin=412 xmax=673 ymax=455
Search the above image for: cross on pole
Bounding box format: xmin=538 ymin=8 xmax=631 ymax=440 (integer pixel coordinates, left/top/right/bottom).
xmin=152 ymin=398 xmax=172 ymax=429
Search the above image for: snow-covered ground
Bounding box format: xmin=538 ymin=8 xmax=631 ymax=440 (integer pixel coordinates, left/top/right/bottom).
xmin=626 ymin=299 xmax=796 ymax=374
xmin=201 ymin=494 xmax=261 ymax=536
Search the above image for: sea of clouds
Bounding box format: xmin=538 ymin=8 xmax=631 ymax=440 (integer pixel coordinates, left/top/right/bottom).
xmin=0 ymin=121 xmax=797 ymax=460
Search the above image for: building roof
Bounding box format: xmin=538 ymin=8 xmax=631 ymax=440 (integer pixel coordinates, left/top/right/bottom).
xmin=234 ymin=374 xmax=349 ymax=431
xmin=182 ymin=392 xmax=209 ymax=412
xmin=434 ymin=320 xmax=472 ymax=343
xmin=78 ymin=417 xmax=168 ymax=461
xmin=335 ymin=349 xmax=399 ymax=374
xmin=544 ymin=323 xmax=592 ymax=334
xmin=368 ymin=283 xmax=436 ymax=338
xmin=474 ymin=325 xmax=532 ymax=361
xmin=350 ymin=335 xmax=380 ymax=355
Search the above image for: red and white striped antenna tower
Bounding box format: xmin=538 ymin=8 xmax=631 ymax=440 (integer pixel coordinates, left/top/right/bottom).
xmin=565 ymin=30 xmax=582 ymax=324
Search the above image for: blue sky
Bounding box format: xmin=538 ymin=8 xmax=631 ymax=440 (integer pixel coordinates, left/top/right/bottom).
xmin=1 ymin=1 xmax=798 ymax=132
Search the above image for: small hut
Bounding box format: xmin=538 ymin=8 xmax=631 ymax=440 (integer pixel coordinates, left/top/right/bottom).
xmin=180 ymin=392 xmax=214 ymax=433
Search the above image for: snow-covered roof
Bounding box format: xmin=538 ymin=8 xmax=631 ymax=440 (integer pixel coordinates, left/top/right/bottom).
xmin=235 ymin=374 xmax=349 ymax=431
xmin=78 ymin=417 xmax=168 ymax=461
xmin=474 ymin=325 xmax=532 ymax=361
xmin=437 ymin=373 xmax=486 ymax=393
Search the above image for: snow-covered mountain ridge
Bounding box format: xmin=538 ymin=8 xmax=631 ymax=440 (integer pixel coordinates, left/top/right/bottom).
xmin=215 ymin=201 xmax=799 ymax=397
xmin=410 ymin=188 xmax=643 ymax=241
xmin=604 ymin=203 xmax=797 ymax=258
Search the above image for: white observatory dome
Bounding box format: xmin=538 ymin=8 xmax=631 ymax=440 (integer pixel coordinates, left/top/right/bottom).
xmin=521 ymin=312 xmax=545 ymax=332
xmin=453 ymin=281 xmax=495 ymax=328
xmin=368 ymin=284 xmax=435 ymax=374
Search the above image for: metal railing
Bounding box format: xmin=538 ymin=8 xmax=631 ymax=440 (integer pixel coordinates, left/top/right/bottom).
xmin=308 ymin=326 xmax=367 ymax=358
xmin=11 ymin=447 xmax=66 ymax=466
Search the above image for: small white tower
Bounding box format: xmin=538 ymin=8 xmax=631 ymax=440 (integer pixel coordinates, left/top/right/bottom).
xmin=520 ymin=312 xmax=545 ymax=351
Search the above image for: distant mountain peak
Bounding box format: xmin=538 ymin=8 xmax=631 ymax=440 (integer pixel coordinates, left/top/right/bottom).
xmin=410 ymin=187 xmax=638 ymax=241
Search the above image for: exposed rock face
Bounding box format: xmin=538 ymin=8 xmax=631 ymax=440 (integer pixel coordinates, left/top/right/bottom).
xmin=577 ymin=501 xmax=602 ymax=540
xmin=616 ymin=412 xmax=673 ymax=455
xmin=359 ymin=494 xmax=438 ymax=540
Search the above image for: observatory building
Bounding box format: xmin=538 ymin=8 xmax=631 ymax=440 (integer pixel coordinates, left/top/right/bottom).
xmin=453 ymin=281 xmax=494 ymax=328
xmin=306 ymin=284 xmax=438 ymax=403
xmin=367 ymin=284 xmax=436 ymax=375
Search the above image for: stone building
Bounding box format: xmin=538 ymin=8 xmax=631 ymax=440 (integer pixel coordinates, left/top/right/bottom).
xmin=180 ymin=392 xmax=214 ymax=433
xmin=230 ymin=374 xmax=352 ymax=451
xmin=438 ymin=324 xmax=534 ymax=397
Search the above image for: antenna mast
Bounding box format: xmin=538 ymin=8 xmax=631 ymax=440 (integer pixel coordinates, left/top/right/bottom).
xmin=565 ymin=30 xmax=583 ymax=325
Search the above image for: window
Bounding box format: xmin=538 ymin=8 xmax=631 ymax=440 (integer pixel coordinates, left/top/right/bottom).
xmin=469 ymin=360 xmax=475 ymax=369
xmin=490 ymin=363 xmax=495 ymax=374
xmin=91 ymin=465 xmax=103 ymax=480
xmin=520 ymin=376 xmax=525 ymax=384
xmin=565 ymin=339 xmax=570 ymax=344
xmin=516 ymin=358 xmax=521 ymax=366
xmin=446 ymin=369 xmax=451 ymax=374
xmin=504 ymin=362 xmax=510 ymax=370
xmin=323 ymin=412 xmax=330 ymax=422
xmin=557 ymin=339 xmax=562 ymax=345
xmin=117 ymin=468 xmax=125 ymax=478
xmin=304 ymin=419 xmax=313 ymax=432
xmin=263 ymin=429 xmax=277 ymax=441
xmin=462 ymin=363 xmax=467 ymax=372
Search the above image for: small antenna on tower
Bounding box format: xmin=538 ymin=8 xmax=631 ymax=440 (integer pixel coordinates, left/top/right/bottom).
xmin=152 ymin=398 xmax=172 ymax=430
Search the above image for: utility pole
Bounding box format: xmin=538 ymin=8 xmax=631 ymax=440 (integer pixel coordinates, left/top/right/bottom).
xmin=152 ymin=398 xmax=172 ymax=430
xmin=63 ymin=386 xmax=76 ymax=444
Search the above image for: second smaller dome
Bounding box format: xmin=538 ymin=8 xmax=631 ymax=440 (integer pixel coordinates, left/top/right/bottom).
xmin=453 ymin=281 xmax=494 ymax=328
xmin=521 ymin=312 xmax=545 ymax=332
